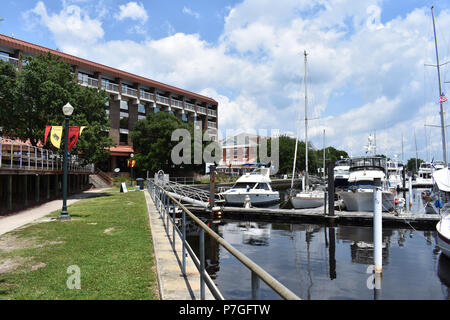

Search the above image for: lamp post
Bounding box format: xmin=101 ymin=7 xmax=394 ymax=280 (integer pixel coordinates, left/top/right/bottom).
xmin=58 ymin=103 xmax=74 ymax=220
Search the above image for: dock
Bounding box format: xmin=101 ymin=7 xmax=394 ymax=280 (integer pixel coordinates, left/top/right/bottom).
xmin=187 ymin=204 xmax=440 ymax=230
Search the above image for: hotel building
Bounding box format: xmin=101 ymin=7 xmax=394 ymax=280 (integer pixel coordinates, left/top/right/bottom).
xmin=0 ymin=34 xmax=218 ymax=173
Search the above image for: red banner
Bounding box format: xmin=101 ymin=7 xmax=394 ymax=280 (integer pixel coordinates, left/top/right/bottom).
xmin=68 ymin=126 xmax=80 ymax=151
xmin=44 ymin=125 xmax=52 ymax=145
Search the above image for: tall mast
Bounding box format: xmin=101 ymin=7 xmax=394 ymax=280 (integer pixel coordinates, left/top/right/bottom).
xmin=431 ymin=6 xmax=447 ymax=165
xmin=323 ymin=129 xmax=326 ymax=178
xmin=304 ymin=50 xmax=309 ymax=189
xmin=414 ymin=128 xmax=418 ymax=172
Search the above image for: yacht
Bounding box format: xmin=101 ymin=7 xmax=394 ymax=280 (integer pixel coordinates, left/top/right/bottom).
xmin=339 ymin=156 xmax=396 ymax=212
xmin=414 ymin=162 xmax=434 ymax=188
xmin=386 ymin=157 xmax=404 ymax=189
xmin=219 ymin=167 xmax=280 ymax=206
xmin=334 ymin=158 xmax=350 ymax=190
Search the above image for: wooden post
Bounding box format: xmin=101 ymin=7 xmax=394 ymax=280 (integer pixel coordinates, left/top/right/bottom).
xmin=327 ymin=162 xmax=335 ymax=216
xmin=23 ymin=175 xmax=28 ymax=206
xmin=35 ymin=175 xmax=40 ymax=203
xmin=46 ymin=175 xmax=51 ymax=200
xmin=373 ymin=177 xmax=382 ymax=274
xmin=7 ymin=175 xmax=12 ymax=211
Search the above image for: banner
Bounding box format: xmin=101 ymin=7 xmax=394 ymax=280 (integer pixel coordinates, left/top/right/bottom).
xmin=50 ymin=126 xmax=63 ymax=149
xmin=44 ymin=125 xmax=52 ymax=145
xmin=80 ymin=126 xmax=87 ymax=135
xmin=127 ymin=160 xmax=136 ymax=168
xmin=68 ymin=126 xmax=80 ymax=151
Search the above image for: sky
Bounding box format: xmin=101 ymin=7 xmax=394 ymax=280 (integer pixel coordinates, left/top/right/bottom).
xmin=1 ymin=0 xmax=450 ymax=163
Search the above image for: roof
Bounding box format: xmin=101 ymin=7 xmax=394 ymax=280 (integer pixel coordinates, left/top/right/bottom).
xmin=109 ymin=145 xmax=134 ymax=157
xmin=0 ymin=33 xmax=218 ymax=105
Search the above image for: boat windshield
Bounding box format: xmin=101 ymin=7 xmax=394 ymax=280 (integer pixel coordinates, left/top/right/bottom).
xmin=349 ymin=157 xmax=386 ymax=172
xmin=232 ymin=183 xmax=256 ymax=189
xmin=334 ymin=168 xmax=349 ymax=175
xmin=255 ymin=183 xmax=271 ymax=190
xmin=348 ymin=181 xmax=378 ymax=189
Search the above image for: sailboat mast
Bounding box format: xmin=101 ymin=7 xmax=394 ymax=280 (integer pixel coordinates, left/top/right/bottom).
xmin=323 ymin=129 xmax=326 ymax=178
xmin=414 ymin=128 xmax=418 ymax=172
xmin=431 ymin=6 xmax=448 ymax=165
xmin=304 ymin=50 xmax=309 ymax=188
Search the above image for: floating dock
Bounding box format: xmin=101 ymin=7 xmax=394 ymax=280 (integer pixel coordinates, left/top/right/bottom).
xmin=187 ymin=204 xmax=440 ymax=230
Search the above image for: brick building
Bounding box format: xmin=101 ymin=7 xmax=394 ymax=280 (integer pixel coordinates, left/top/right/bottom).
xmin=0 ymin=33 xmax=218 ymax=173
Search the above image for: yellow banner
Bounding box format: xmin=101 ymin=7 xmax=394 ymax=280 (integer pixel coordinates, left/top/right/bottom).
xmin=50 ymin=126 xmax=63 ymax=149
xmin=80 ymin=126 xmax=87 ymax=135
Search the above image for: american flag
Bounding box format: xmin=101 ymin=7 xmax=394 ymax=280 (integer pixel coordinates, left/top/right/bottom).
xmin=439 ymin=93 xmax=448 ymax=104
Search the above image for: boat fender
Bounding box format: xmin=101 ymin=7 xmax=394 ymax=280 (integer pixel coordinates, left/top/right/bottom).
xmin=435 ymin=199 xmax=443 ymax=209
xmin=394 ymin=198 xmax=399 ymax=205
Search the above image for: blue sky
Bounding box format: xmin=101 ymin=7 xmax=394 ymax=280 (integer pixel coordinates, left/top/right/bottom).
xmin=1 ymin=0 xmax=450 ymax=162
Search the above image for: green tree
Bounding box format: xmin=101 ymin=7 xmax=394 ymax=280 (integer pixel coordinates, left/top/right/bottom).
xmin=407 ymin=158 xmax=423 ymax=173
xmin=131 ymin=112 xmax=217 ymax=175
xmin=0 ymin=54 xmax=113 ymax=164
xmin=315 ymin=146 xmax=349 ymax=173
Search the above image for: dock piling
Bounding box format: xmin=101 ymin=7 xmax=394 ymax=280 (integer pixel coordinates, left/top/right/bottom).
xmin=373 ymin=177 xmax=382 ymax=274
xmin=327 ymin=162 xmax=335 ymax=217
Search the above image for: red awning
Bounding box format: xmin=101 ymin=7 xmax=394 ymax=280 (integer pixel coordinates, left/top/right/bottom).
xmin=109 ymin=146 xmax=134 ymax=157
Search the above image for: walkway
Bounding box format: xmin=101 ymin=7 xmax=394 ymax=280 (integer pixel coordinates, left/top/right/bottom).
xmin=0 ymin=188 xmax=108 ymax=236
xmin=144 ymin=190 xmax=215 ymax=300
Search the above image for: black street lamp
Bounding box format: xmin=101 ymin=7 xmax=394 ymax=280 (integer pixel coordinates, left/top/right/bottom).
xmin=130 ymin=153 xmax=134 ymax=187
xmin=58 ymin=102 xmax=74 ymax=221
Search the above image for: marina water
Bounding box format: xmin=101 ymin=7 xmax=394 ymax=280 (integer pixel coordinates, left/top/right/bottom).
xmin=187 ymin=189 xmax=450 ymax=300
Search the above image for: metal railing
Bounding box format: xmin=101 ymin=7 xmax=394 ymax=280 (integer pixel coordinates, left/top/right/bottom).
xmin=156 ymin=95 xmax=170 ymax=105
xmin=185 ymin=102 xmax=196 ymax=112
xmin=0 ymin=137 xmax=93 ymax=173
xmin=140 ymin=91 xmax=154 ymax=101
xmin=101 ymin=82 xmax=120 ymax=93
xmin=122 ymin=86 xmax=138 ymax=97
xmin=208 ymin=121 xmax=217 ymax=129
xmin=207 ymin=109 xmax=217 ymax=117
xmin=171 ymin=99 xmax=183 ymax=109
xmin=0 ymin=55 xmax=19 ymax=69
xmin=197 ymin=106 xmax=206 ymax=114
xmin=78 ymin=77 xmax=99 ymax=88
xmin=147 ymin=178 xmax=301 ymax=300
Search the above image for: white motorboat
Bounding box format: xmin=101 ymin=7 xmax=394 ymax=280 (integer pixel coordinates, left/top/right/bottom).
xmin=386 ymin=157 xmax=404 ymax=189
xmin=339 ymin=154 xmax=395 ymax=212
xmin=220 ymin=167 xmax=280 ymax=206
xmin=334 ymin=158 xmax=350 ymax=190
xmin=414 ymin=162 xmax=434 ymax=188
xmin=437 ymin=214 xmax=450 ymax=258
xmin=289 ymin=51 xmax=325 ymax=209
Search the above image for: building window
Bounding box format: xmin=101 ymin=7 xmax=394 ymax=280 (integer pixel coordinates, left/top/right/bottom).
xmin=234 ymin=148 xmax=238 ymax=159
xmin=154 ymin=107 xmax=159 ymax=113
xmin=120 ymin=100 xmax=128 ymax=111
xmin=243 ymin=147 xmax=248 ymax=160
xmin=138 ymin=103 xmax=146 ymax=114
xmin=119 ymin=133 xmax=128 ymax=145
xmin=120 ymin=113 xmax=129 ymax=130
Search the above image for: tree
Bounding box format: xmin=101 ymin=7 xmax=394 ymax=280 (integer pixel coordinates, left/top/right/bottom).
xmin=315 ymin=146 xmax=349 ymax=173
xmin=407 ymin=158 xmax=423 ymax=173
xmin=0 ymin=54 xmax=113 ymax=164
xmin=131 ymin=112 xmax=216 ymax=175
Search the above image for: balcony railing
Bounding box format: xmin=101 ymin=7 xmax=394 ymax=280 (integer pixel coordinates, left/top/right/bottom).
xmin=0 ymin=55 xmax=19 ymax=69
xmin=78 ymin=77 xmax=99 ymax=89
xmin=122 ymin=86 xmax=138 ymax=98
xmin=171 ymin=99 xmax=183 ymax=109
xmin=156 ymin=95 xmax=170 ymax=105
xmin=208 ymin=121 xmax=217 ymax=129
xmin=207 ymin=109 xmax=217 ymax=117
xmin=185 ymin=102 xmax=196 ymax=112
xmin=101 ymin=82 xmax=120 ymax=93
xmin=197 ymin=106 xmax=206 ymax=114
xmin=0 ymin=137 xmax=93 ymax=173
xmin=140 ymin=91 xmax=154 ymax=102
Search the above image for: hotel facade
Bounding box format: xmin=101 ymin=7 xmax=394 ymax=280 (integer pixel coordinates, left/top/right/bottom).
xmin=0 ymin=34 xmax=218 ymax=173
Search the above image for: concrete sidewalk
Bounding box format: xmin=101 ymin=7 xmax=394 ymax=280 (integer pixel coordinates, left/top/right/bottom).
xmin=144 ymin=190 xmax=218 ymax=300
xmin=0 ymin=188 xmax=109 ymax=236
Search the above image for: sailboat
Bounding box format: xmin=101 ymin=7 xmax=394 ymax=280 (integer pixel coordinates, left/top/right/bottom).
xmin=290 ymin=51 xmax=325 ymax=209
xmin=423 ymin=6 xmax=450 ymax=257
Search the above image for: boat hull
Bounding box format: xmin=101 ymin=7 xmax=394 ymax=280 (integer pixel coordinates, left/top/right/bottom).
xmin=437 ymin=219 xmax=450 ymax=258
xmin=290 ymin=195 xmax=324 ymax=209
xmin=222 ymin=192 xmax=280 ymax=206
xmin=339 ymin=190 xmax=395 ymax=212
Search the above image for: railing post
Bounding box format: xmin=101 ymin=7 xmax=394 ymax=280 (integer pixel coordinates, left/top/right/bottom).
xmin=200 ymin=228 xmax=205 ymax=300
xmin=165 ymin=192 xmax=169 ymax=234
xmin=35 ymin=147 xmax=37 ymax=169
xmin=10 ymin=142 xmax=13 ymax=168
xmin=251 ymin=271 xmax=260 ymax=300
xmin=20 ymin=144 xmax=22 ymax=168
xmin=172 ymin=199 xmax=176 ymax=249
xmin=182 ymin=210 xmax=186 ymax=276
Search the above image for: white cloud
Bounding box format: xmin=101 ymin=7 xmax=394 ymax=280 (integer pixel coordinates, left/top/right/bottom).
xmin=21 ymin=0 xmax=450 ymax=161
xmin=182 ymin=7 xmax=200 ymax=19
xmin=115 ymin=1 xmax=148 ymax=23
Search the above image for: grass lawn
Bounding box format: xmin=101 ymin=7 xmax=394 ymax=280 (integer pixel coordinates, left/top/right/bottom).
xmin=0 ymin=189 xmax=159 ymax=300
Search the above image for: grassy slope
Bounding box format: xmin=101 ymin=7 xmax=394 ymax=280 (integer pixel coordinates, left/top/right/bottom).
xmin=0 ymin=189 xmax=158 ymax=300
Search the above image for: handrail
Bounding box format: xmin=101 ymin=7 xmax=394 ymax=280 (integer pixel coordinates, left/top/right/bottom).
xmin=147 ymin=178 xmax=301 ymax=300
xmin=95 ymin=168 xmax=113 ymax=186
xmin=0 ymin=137 xmax=93 ymax=173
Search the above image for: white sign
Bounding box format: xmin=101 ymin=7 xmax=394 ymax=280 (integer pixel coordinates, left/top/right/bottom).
xmin=120 ymin=182 xmax=128 ymax=193
xmin=205 ymin=163 xmax=215 ymax=174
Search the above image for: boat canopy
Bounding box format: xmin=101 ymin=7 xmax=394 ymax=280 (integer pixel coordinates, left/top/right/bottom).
xmin=349 ymin=157 xmax=387 ymax=172
xmin=433 ymin=167 xmax=450 ymax=192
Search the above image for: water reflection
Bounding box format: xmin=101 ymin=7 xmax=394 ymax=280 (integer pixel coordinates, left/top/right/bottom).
xmin=187 ymin=217 xmax=449 ymax=300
